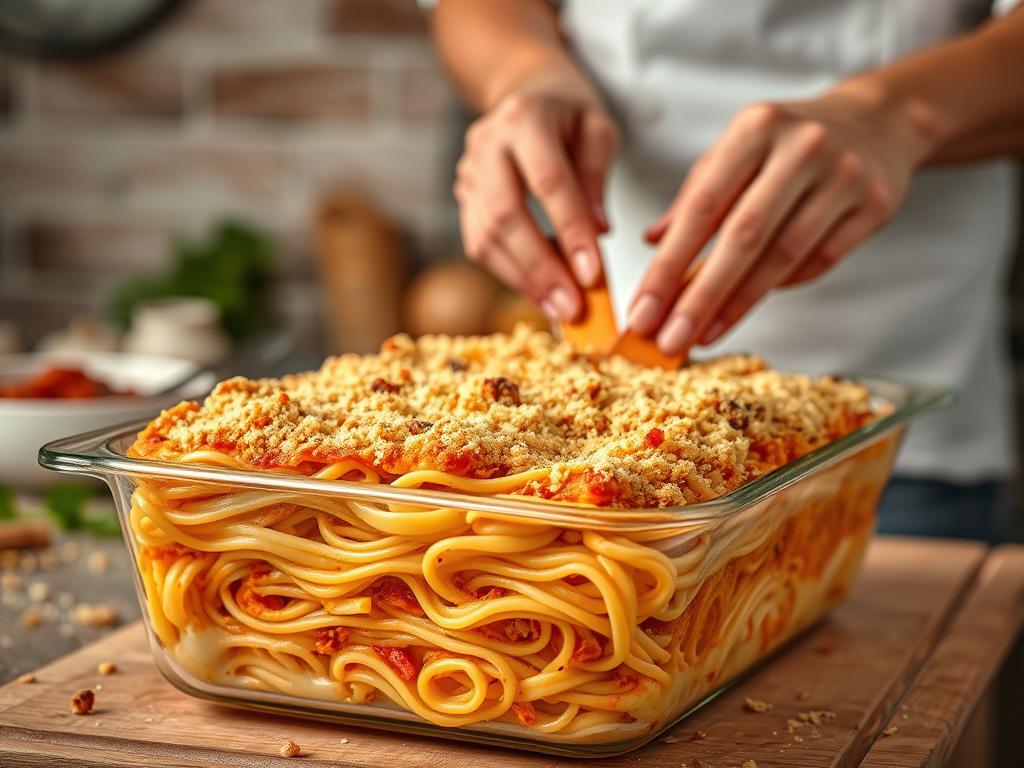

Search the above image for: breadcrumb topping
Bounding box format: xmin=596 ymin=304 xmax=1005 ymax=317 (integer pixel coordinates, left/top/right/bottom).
xmin=130 ymin=327 xmax=874 ymax=508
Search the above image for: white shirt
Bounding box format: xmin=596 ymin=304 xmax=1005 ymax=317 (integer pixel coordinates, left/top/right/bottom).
xmin=562 ymin=0 xmax=1019 ymax=482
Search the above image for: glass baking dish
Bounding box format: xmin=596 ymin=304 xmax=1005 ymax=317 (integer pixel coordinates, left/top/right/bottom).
xmin=39 ymin=376 xmax=949 ymax=757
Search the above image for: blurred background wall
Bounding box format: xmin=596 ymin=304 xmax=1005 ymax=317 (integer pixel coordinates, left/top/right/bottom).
xmin=0 ymin=0 xmax=1021 ymax=536
xmin=0 ymin=0 xmax=464 ymax=357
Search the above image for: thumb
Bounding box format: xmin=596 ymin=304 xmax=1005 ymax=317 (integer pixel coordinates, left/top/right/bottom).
xmin=571 ymin=109 xmax=618 ymax=234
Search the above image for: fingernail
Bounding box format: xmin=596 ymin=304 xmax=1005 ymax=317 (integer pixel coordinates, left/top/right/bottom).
xmin=571 ymin=250 xmax=600 ymax=288
xmin=627 ymin=294 xmax=660 ymax=335
xmin=539 ymin=299 xmax=560 ymax=323
xmin=657 ymin=314 xmax=694 ymax=355
xmin=548 ymin=287 xmax=578 ymax=320
xmin=702 ymin=320 xmax=726 ymax=344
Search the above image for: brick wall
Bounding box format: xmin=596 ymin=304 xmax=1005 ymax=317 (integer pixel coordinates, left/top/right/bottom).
xmin=0 ymin=0 xmax=460 ymax=352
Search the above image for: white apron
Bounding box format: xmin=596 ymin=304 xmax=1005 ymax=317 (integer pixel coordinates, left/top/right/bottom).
xmin=562 ymin=0 xmax=1019 ymax=482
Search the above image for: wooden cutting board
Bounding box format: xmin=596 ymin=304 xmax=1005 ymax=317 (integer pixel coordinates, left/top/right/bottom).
xmin=1 ymin=537 xmax=1022 ymax=768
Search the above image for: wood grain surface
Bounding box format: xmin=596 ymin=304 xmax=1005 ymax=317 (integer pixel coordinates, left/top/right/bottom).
xmin=861 ymin=545 xmax=1024 ymax=768
xmin=0 ymin=537 xmax=1018 ymax=768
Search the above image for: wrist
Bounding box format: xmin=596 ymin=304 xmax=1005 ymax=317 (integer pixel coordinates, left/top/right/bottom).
xmin=483 ymin=47 xmax=603 ymax=112
xmin=833 ymin=75 xmax=950 ymax=168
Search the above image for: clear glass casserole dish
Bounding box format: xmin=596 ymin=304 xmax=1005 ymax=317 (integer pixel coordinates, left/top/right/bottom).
xmin=39 ymin=377 xmax=949 ymax=757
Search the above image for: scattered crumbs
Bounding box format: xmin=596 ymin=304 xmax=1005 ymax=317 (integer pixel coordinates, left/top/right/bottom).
xmin=901 ymin=713 xmax=909 ymax=720
xmin=70 ymin=689 xmax=95 ymax=715
xmin=795 ymin=691 xmax=812 ymax=702
xmin=339 ymin=737 xmax=350 ymax=744
xmin=86 ymin=551 xmax=110 ymax=574
xmin=144 ymin=717 xmax=154 ymax=723
xmin=662 ymin=736 xmax=681 ymax=744
xmin=60 ymin=541 xmax=80 ymax=562
xmin=1 ymin=572 xmax=21 ymax=591
xmin=815 ymin=642 xmax=835 ymax=655
xmin=693 ymin=759 xmax=703 ymax=768
xmin=742 ymin=761 xmax=758 ymax=768
xmin=20 ymin=608 xmax=45 ymax=628
xmin=39 ymin=550 xmax=58 ymax=570
xmin=279 ymin=740 xmax=301 ymax=758
xmin=883 ymin=725 xmax=899 ymax=737
xmin=797 ymin=710 xmax=836 ymax=726
xmin=691 ymin=730 xmax=706 ymax=742
xmin=771 ymin=731 xmax=778 ymax=737
xmin=793 ymin=734 xmax=804 ymax=743
xmin=17 ymin=673 xmax=36 ymax=684
xmin=744 ymin=697 xmax=771 ymax=713
xmin=98 ymin=662 xmax=116 ymax=676
xmin=787 ymin=719 xmax=802 ymax=734
xmin=70 ymin=602 xmax=118 ymax=628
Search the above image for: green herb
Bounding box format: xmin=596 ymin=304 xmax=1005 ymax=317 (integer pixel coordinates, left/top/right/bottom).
xmin=0 ymin=486 xmax=17 ymax=520
xmin=45 ymin=484 xmax=93 ymax=530
xmin=107 ymin=219 xmax=276 ymax=341
xmin=83 ymin=515 xmax=122 ymax=538
xmin=44 ymin=483 xmax=122 ymax=537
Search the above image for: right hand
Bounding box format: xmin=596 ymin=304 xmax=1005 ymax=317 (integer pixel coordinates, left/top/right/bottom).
xmin=453 ymin=86 xmax=619 ymax=322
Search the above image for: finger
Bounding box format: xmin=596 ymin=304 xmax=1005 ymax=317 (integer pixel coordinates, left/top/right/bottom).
xmin=656 ymin=121 xmax=830 ymax=355
xmin=509 ymin=113 xmax=603 ymax=289
xmin=643 ymin=154 xmax=711 ymax=245
xmin=627 ymin=105 xmax=780 ymax=336
xmin=455 ymin=179 xmax=484 ymax=262
xmin=570 ymin=109 xmax=618 ymax=233
xmin=782 ymin=204 xmax=883 ymax=286
xmin=699 ymin=154 xmax=866 ymax=343
xmin=643 ymin=206 xmax=674 ymax=245
xmin=476 ymin=146 xmax=583 ymax=320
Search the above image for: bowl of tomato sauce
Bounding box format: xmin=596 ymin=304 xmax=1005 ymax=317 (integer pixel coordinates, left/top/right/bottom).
xmin=0 ymin=351 xmax=213 ymax=489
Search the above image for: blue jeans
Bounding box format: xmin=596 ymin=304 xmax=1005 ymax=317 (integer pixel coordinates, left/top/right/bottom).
xmin=876 ymin=477 xmax=1010 ymax=544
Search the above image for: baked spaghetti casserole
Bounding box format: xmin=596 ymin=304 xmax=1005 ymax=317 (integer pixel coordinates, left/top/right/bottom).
xmin=94 ymin=326 xmax=906 ymax=750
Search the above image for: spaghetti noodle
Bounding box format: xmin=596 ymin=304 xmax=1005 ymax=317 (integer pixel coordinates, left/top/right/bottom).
xmin=126 ymin=328 xmax=888 ymax=743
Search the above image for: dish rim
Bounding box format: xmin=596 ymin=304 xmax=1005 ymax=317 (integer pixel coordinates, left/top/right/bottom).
xmin=37 ymin=375 xmax=951 ymax=531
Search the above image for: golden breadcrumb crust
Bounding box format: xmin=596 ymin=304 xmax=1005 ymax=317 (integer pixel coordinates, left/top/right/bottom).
xmin=130 ymin=327 xmax=875 ymax=508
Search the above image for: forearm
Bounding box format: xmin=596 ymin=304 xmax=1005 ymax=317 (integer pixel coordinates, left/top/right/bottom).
xmin=840 ymin=6 xmax=1024 ymax=165
xmin=431 ymin=0 xmax=599 ymax=111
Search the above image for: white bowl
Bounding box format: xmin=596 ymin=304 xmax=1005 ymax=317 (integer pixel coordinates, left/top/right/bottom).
xmin=0 ymin=351 xmax=215 ymax=490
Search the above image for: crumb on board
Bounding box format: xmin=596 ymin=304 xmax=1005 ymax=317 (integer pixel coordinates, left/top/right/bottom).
xmin=279 ymin=740 xmax=301 ymax=757
xmin=1 ymin=572 xmax=21 ymax=591
xmin=98 ymin=662 xmax=116 ymax=675
xmin=70 ymin=602 xmax=118 ymax=628
xmin=797 ymin=710 xmax=836 ymax=726
xmin=70 ymin=689 xmax=95 ymax=715
xmin=883 ymin=725 xmax=899 ymax=737
xmin=86 ymin=551 xmax=109 ymax=575
xmin=17 ymin=673 xmax=36 ymax=684
xmin=20 ymin=608 xmax=45 ymax=628
xmin=691 ymin=730 xmax=706 ymax=741
xmin=340 ymin=738 xmax=350 ymax=744
xmin=744 ymin=697 xmax=771 ymax=712
xmin=743 ymin=761 xmax=758 ymax=768
xmin=661 ymin=736 xmax=680 ymax=744
xmin=27 ymin=581 xmax=50 ymax=606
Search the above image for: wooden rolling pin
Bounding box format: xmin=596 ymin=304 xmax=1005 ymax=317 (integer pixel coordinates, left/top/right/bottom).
xmin=0 ymin=520 xmax=53 ymax=550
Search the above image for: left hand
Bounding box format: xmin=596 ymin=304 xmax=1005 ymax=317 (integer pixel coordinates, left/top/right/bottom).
xmin=627 ymin=84 xmax=927 ymax=354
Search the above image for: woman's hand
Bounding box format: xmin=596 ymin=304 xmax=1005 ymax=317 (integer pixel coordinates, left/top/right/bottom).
xmin=454 ymin=83 xmax=619 ymax=322
xmin=629 ymin=84 xmax=929 ymax=354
